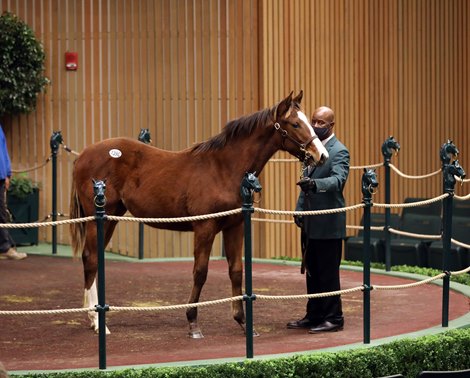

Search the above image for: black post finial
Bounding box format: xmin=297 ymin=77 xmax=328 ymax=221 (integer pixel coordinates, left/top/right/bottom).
xmin=381 ymin=136 xmax=400 ymax=164
xmin=50 ymin=131 xmax=63 ymax=154
xmin=240 ymin=172 xmax=262 ymax=207
xmin=138 ymin=129 xmax=152 ymax=144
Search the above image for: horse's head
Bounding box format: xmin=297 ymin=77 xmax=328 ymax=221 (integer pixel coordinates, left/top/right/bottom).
xmin=381 ymin=136 xmax=400 ymax=160
xmin=361 ymin=168 xmax=379 ymax=197
xmin=273 ymin=91 xmax=329 ymax=167
xmin=240 ymin=172 xmax=262 ymax=203
xmin=440 ymin=139 xmax=459 ymax=165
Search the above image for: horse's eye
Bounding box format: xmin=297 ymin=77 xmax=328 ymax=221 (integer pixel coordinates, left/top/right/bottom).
xmin=292 ymin=123 xmax=300 ymax=129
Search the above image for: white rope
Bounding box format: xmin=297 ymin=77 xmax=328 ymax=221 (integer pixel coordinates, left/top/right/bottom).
xmin=455 ymin=176 xmax=470 ymax=183
xmin=350 ymin=162 xmax=383 ymax=170
xmin=389 ymin=163 xmax=441 ymax=179
xmin=109 ymin=296 xmax=244 ymax=312
xmin=252 ymin=217 xmax=294 ymax=224
xmin=106 ymin=208 xmax=242 ymax=223
xmin=373 ymin=273 xmax=446 ymax=290
xmin=388 ymin=227 xmax=441 ymax=240
xmin=0 ymin=307 xmax=94 ymax=315
xmin=256 ymin=286 xmax=365 ymax=300
xmin=451 ymin=238 xmax=470 ymax=249
xmin=455 ymin=193 xmax=470 ymax=200
xmin=0 ymin=216 xmax=95 ymax=228
xmin=254 ymin=203 xmax=365 ymax=217
xmin=374 ymin=194 xmax=449 ymax=209
xmin=3 ymin=264 xmax=470 ymax=315
xmin=347 ymin=225 xmax=384 ymax=231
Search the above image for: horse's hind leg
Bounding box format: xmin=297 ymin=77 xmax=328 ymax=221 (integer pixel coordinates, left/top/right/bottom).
xmin=222 ymin=222 xmax=252 ymax=334
xmin=186 ymin=226 xmax=217 ymax=339
xmin=82 ymin=220 xmax=118 ymax=333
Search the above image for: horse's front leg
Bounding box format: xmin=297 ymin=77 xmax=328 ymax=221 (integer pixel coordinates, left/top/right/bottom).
xmin=186 ymin=226 xmax=217 ymax=339
xmin=223 ymin=222 xmax=258 ymax=336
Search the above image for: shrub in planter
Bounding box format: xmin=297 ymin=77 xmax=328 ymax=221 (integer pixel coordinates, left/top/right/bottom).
xmin=7 ymin=174 xmax=39 ymax=245
xmin=0 ymin=11 xmax=49 ymax=117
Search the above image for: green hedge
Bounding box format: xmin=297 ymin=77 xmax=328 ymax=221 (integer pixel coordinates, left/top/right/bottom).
xmin=12 ymin=328 xmax=470 ymax=378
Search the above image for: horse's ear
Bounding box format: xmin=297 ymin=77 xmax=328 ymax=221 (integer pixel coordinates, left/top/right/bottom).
xmin=293 ymin=90 xmax=303 ymax=104
xmin=276 ymin=91 xmax=294 ymax=118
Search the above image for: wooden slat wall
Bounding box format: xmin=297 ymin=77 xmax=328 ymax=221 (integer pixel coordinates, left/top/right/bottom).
xmin=0 ymin=0 xmax=260 ymax=258
xmin=1 ymin=0 xmax=468 ymax=260
xmin=258 ymin=0 xmax=469 ymax=259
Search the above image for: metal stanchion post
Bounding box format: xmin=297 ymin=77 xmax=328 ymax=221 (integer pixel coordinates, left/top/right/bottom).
xmin=381 ymin=136 xmax=400 ymax=271
xmin=361 ymin=169 xmax=378 ymax=344
xmin=137 ymin=129 xmax=152 ymax=260
xmin=439 ymin=140 xmax=466 ymax=327
xmin=240 ymin=172 xmax=261 ymax=359
xmin=93 ymin=179 xmax=109 ymax=369
xmin=50 ymin=131 xmax=63 ymax=254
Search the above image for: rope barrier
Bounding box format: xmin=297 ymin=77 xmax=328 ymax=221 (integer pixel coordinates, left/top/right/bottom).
xmin=388 ymin=227 xmax=441 ymax=240
xmin=254 ymin=203 xmax=365 ymax=216
xmin=11 ymin=156 xmax=51 ymax=174
xmin=389 ymin=163 xmax=441 ymax=179
xmin=3 ymin=265 xmax=470 ymax=316
xmin=349 ymin=162 xmax=383 ymax=170
xmin=374 ymin=194 xmax=449 ymax=209
xmin=455 ymin=193 xmax=470 ymax=201
xmin=252 ymin=217 xmax=293 ymax=224
xmin=62 ymin=144 xmax=80 ymax=156
xmin=0 ymin=216 xmax=95 ymax=228
xmin=372 ymin=273 xmax=447 ymax=290
xmin=450 ymin=238 xmax=470 ymax=249
xmin=106 ymin=208 xmax=242 ymax=223
xmin=456 ymin=176 xmax=470 ymax=183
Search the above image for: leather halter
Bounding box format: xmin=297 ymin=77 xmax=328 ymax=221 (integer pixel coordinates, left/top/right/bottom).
xmin=274 ymin=122 xmax=317 ymax=162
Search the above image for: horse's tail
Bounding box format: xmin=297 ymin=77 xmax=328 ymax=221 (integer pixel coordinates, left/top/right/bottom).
xmin=69 ymin=175 xmax=86 ymax=259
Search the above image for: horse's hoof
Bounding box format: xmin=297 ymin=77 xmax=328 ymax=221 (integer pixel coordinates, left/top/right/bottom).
xmin=188 ymin=330 xmax=204 ymax=339
xmin=239 ymin=323 xmax=260 ymax=337
xmin=93 ymin=326 xmax=111 ymax=334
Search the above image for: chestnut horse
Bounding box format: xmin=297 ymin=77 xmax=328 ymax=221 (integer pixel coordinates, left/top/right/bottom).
xmin=69 ymin=91 xmax=328 ymax=338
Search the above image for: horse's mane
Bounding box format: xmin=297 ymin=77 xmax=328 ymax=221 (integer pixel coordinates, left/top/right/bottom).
xmin=191 ymin=104 xmax=277 ymax=154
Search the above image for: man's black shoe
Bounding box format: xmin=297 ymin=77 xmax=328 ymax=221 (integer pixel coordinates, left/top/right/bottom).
xmin=286 ymin=317 xmax=317 ymax=329
xmin=308 ymin=320 xmax=343 ymax=333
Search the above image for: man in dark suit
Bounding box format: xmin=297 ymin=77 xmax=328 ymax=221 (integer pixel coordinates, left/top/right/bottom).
xmin=287 ymin=106 xmax=350 ymax=333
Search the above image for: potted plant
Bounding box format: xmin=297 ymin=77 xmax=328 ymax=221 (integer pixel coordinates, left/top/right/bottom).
xmin=7 ymin=173 xmax=39 ymax=245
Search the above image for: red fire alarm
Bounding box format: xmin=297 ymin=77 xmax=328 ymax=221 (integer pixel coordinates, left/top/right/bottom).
xmin=65 ymin=52 xmax=78 ymax=71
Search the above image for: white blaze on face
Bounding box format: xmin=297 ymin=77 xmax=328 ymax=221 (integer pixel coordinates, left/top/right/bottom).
xmin=297 ymin=110 xmax=315 ymax=137
xmin=297 ymin=110 xmax=329 ymax=161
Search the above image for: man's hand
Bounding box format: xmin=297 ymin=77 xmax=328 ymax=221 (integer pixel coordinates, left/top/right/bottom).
xmin=296 ymin=177 xmax=316 ymax=193
xmin=293 ymin=215 xmax=303 ymax=228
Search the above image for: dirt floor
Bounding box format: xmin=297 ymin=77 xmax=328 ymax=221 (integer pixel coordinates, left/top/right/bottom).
xmin=1 ymin=254 xmax=469 ymax=372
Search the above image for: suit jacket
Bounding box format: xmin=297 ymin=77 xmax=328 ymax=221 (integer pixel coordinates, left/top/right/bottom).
xmin=296 ymin=135 xmax=350 ymax=239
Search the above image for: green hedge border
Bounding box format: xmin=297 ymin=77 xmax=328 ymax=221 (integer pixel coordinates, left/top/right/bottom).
xmin=9 ymin=260 xmax=470 ymax=378
xmin=10 ymin=328 xmax=470 ymax=378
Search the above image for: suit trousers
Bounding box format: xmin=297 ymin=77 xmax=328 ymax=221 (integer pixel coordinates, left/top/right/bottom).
xmin=305 ymin=238 xmax=344 ymax=325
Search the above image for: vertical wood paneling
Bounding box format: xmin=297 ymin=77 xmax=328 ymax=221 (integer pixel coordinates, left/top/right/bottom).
xmin=1 ymin=0 xmax=468 ymax=259
xmin=258 ymin=0 xmax=469 ymax=259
